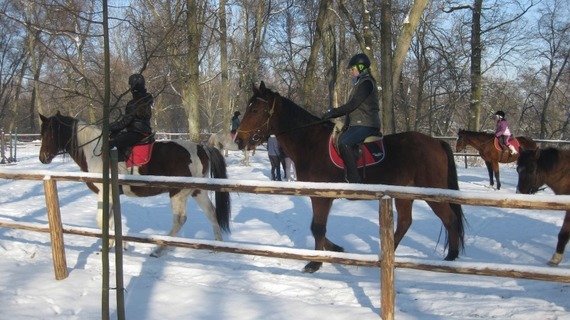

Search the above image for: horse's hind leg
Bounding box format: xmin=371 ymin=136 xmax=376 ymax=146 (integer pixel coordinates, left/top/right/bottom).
xmin=548 ymin=210 xmax=570 ymax=266
xmin=192 ymin=190 xmax=224 ymax=241
xmin=150 ymin=190 xmax=191 ymax=257
xmin=393 ymin=199 xmax=413 ymax=250
xmin=427 ymin=201 xmax=461 ymax=261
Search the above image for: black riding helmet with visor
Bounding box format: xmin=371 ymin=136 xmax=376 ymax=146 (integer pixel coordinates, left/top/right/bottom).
xmin=128 ymin=74 xmax=146 ymax=93
xmin=347 ymin=53 xmax=371 ymax=73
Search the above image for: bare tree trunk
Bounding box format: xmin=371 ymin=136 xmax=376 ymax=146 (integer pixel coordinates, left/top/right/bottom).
xmin=302 ymin=0 xmax=330 ymax=111
xmin=469 ymin=0 xmax=483 ymax=131
xmin=391 ymin=0 xmax=430 ymax=95
xmin=186 ymin=0 xmax=201 ymax=142
xmin=219 ymin=0 xmax=230 ymax=130
xmin=323 ymin=21 xmax=337 ymax=111
xmin=381 ymin=0 xmax=394 ymax=134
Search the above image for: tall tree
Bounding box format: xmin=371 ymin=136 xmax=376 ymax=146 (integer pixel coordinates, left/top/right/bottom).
xmin=443 ymin=0 xmax=535 ymax=130
xmin=185 ymin=0 xmax=202 ymax=142
xmin=219 ymin=0 xmax=231 ymax=131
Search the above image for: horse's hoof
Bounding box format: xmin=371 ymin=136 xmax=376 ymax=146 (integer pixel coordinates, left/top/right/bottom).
xmin=443 ymin=250 xmax=459 ymax=261
xmin=547 ymin=253 xmax=563 ymax=266
xmin=150 ymin=247 xmax=167 ymax=258
xmin=303 ymin=261 xmax=322 ymax=273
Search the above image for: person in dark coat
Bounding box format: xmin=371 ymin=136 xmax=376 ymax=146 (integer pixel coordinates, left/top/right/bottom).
xmin=109 ymin=73 xmax=154 ymax=161
xmin=231 ymin=111 xmax=241 ymax=139
xmin=267 ymin=135 xmax=283 ymax=181
xmin=321 ymin=53 xmax=381 ymax=183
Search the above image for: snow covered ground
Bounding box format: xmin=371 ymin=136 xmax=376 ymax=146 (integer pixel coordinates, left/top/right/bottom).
xmin=0 ymin=142 xmax=569 ymax=319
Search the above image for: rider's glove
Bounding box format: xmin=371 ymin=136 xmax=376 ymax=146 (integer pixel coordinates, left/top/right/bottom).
xmin=321 ymin=109 xmax=338 ymax=120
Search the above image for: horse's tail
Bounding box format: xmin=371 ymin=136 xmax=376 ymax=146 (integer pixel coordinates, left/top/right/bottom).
xmin=206 ymin=146 xmax=231 ymax=233
xmin=440 ymin=140 xmax=466 ymax=252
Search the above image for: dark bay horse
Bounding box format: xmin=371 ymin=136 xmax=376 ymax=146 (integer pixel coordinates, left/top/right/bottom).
xmin=456 ymin=130 xmax=537 ymax=190
xmin=235 ymin=82 xmax=466 ymax=273
xmin=516 ymin=148 xmax=570 ymax=266
xmin=39 ymin=112 xmax=231 ymax=256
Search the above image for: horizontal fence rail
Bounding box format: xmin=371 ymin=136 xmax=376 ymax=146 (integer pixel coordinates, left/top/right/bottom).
xmin=2 ymin=169 xmax=570 ymax=318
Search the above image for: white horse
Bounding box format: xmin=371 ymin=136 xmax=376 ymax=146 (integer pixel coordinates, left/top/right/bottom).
xmin=39 ymin=112 xmax=231 ymax=257
xmin=207 ymin=130 xmax=254 ymax=166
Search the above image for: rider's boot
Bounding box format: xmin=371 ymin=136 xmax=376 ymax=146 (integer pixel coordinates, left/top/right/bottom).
xmin=508 ymin=144 xmax=518 ymax=155
xmin=339 ymin=144 xmax=362 ymax=183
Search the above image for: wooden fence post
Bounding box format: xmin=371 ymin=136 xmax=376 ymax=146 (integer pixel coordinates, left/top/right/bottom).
xmin=380 ymin=196 xmax=395 ymax=320
xmin=43 ymin=177 xmax=68 ymax=280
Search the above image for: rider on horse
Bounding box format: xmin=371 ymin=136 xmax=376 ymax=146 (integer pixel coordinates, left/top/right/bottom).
xmin=321 ymin=53 xmax=381 ymax=183
xmin=494 ymin=110 xmax=517 ymax=155
xmin=109 ymin=73 xmax=154 ymax=161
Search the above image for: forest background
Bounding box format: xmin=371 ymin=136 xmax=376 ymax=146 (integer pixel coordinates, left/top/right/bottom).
xmin=0 ymin=0 xmax=567 ymax=141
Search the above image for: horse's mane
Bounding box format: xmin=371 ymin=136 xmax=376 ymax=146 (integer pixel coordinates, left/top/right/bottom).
xmin=280 ymin=96 xmax=321 ymax=123
xmin=458 ymin=129 xmax=493 ymax=137
xmin=53 ymin=113 xmax=104 ymax=169
xmin=278 ymin=95 xmax=334 ymax=141
xmin=537 ymin=147 xmax=561 ymax=172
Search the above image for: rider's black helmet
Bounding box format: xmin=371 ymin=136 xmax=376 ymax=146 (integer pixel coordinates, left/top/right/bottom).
xmin=347 ymin=53 xmax=371 ymax=72
xmin=495 ymin=110 xmax=505 ymax=119
xmin=128 ymin=74 xmax=145 ymax=92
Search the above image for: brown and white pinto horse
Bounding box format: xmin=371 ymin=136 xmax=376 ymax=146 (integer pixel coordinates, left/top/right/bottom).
xmin=39 ymin=112 xmax=231 ymax=257
xmin=456 ymin=130 xmax=537 ymax=190
xmin=235 ymin=82 xmax=466 ymax=273
xmin=516 ymin=147 xmax=570 ymax=266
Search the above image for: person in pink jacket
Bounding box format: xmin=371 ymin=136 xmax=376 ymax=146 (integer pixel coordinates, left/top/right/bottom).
xmin=494 ymin=110 xmax=517 ymax=155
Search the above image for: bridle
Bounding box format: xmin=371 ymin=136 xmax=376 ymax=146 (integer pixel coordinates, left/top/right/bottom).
xmin=46 ymin=116 xmax=104 ymax=158
xmin=235 ymin=96 xmax=277 ymax=144
xmin=236 ymin=95 xmax=331 ymax=143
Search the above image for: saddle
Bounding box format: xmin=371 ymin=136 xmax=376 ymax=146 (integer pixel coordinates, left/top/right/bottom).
xmin=493 ymin=136 xmax=520 ymax=153
xmin=329 ymin=121 xmax=385 ymax=169
xmin=125 ymin=133 xmax=156 ymax=168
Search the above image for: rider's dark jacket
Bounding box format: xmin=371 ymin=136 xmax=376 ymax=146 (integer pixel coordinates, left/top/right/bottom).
xmin=334 ymin=72 xmax=380 ymax=129
xmin=110 ymin=88 xmax=153 ymax=135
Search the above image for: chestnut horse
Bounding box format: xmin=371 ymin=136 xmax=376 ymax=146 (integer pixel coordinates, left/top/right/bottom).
xmin=39 ymin=112 xmax=231 ymax=257
xmin=235 ymin=82 xmax=466 ymax=273
xmin=516 ymin=148 xmax=570 ymax=266
xmin=456 ymin=130 xmax=537 ymax=190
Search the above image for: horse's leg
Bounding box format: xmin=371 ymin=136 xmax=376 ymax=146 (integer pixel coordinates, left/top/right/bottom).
xmin=548 ymin=210 xmax=570 ymax=266
xmin=150 ymin=190 xmax=191 ymax=257
xmin=95 ymin=190 xmax=117 ymax=250
xmin=193 ymin=190 xmax=224 ymax=241
xmin=426 ymin=201 xmax=460 ymax=261
xmin=304 ymin=197 xmax=338 ymax=273
xmin=484 ymin=161 xmax=495 ymax=189
xmin=493 ymin=161 xmax=501 ymax=190
xmin=393 ymin=199 xmax=413 ymax=250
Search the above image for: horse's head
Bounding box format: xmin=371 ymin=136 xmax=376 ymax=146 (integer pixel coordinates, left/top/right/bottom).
xmin=39 ymin=111 xmax=74 ymax=164
xmin=235 ymin=81 xmax=280 ymax=151
xmin=456 ymin=129 xmax=466 ymax=152
xmin=516 ymin=148 xmax=544 ymax=194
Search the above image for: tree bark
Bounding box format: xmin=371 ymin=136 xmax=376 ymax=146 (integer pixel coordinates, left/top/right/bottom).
xmin=469 ymin=0 xmax=483 ymax=131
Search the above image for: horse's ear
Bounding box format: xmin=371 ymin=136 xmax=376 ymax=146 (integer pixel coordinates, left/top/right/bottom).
xmin=252 ymin=82 xmax=260 ymax=96
xmin=259 ymin=81 xmax=266 ymax=92
xmin=39 ymin=113 xmax=47 ymax=123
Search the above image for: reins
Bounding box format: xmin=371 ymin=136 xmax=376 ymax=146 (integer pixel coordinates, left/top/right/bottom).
xmin=237 ymin=95 xmax=331 ymax=141
xmin=53 ymin=116 xmax=104 ymax=158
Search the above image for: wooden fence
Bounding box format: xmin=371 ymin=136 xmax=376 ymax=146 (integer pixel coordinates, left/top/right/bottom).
xmin=2 ymin=170 xmax=570 ymax=319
